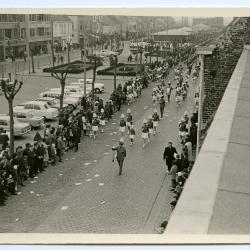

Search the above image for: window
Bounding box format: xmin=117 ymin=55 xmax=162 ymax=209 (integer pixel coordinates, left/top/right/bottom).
xmin=5 ymin=29 xmax=12 ymax=40
xmin=34 ymin=105 xmax=41 ymax=110
xmin=37 ymin=28 xmax=45 ymax=36
xmin=30 ymin=28 xmax=35 ymax=37
xmin=0 ymin=120 xmax=8 ymax=126
xmin=20 ymin=28 xmax=26 ymax=39
xmin=0 ymin=29 xmax=4 ymax=41
xmin=25 ymin=104 xmax=33 ymax=109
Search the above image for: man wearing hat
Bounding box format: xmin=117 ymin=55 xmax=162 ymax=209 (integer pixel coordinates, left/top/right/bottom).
xmin=163 ymin=142 xmax=177 ymax=172
xmin=119 ymin=114 xmax=126 ymax=138
xmin=112 ymin=138 xmax=127 ymax=176
xmin=159 ymin=95 xmax=166 ymax=119
xmin=166 ymin=82 xmax=173 ymax=103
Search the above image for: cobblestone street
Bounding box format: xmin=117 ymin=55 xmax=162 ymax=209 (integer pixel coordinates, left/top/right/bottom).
xmin=0 ymin=62 xmax=197 ymax=233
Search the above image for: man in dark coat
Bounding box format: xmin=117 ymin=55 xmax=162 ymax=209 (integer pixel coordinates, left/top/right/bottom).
xmin=163 ymin=142 xmax=177 ymax=172
xmin=112 ymin=138 xmax=127 ymax=176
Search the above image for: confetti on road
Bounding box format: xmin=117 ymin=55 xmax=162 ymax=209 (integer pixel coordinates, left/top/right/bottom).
xmin=94 ymin=174 xmax=100 ymax=177
xmin=30 ymin=191 xmax=34 ymax=194
xmin=75 ymin=183 xmax=82 ymax=186
xmin=17 ymin=192 xmax=22 ymax=195
xmin=15 ymin=218 xmax=20 ymax=222
xmin=84 ymin=162 xmax=91 ymax=166
xmin=100 ymin=201 xmax=106 ymax=205
xmin=104 ymin=152 xmax=110 ymax=155
xmin=34 ymin=176 xmax=38 ymax=179
xmin=93 ymin=160 xmax=97 ymax=163
xmin=65 ymin=158 xmax=68 ymax=161
xmin=86 ymin=179 xmax=92 ymax=182
xmin=30 ymin=181 xmax=36 ymax=184
xmin=36 ymin=194 xmax=40 ymax=197
xmin=61 ymin=206 xmax=68 ymax=210
xmin=99 ymin=183 xmax=104 ymax=186
xmin=71 ymin=157 xmax=75 ymax=160
xmin=113 ymin=132 xmax=118 ymax=134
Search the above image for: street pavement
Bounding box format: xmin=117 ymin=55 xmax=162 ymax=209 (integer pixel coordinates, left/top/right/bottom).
xmin=0 ymin=62 xmax=198 ymax=233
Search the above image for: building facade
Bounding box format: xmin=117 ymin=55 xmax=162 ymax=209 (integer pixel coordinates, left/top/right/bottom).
xmin=52 ymin=15 xmax=73 ymax=52
xmin=0 ymin=14 xmax=52 ymax=61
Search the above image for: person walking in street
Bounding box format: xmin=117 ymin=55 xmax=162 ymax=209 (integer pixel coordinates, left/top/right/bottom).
xmin=99 ymin=109 xmax=106 ymax=133
xmin=166 ymin=82 xmax=173 ymax=103
xmin=119 ymin=114 xmax=126 ymax=138
xmin=168 ymin=162 xmax=178 ymax=190
xmin=126 ymin=108 xmax=132 ymax=135
xmin=152 ymin=108 xmax=160 ymax=136
xmin=163 ymin=142 xmax=177 ymax=172
xmin=147 ymin=115 xmax=154 ymax=142
xmin=141 ymin=119 xmax=149 ymax=148
xmin=159 ymin=95 xmax=166 ymax=119
xmin=112 ymin=138 xmax=127 ymax=176
xmin=129 ymin=123 xmax=136 ymax=146
xmin=92 ymin=113 xmax=99 ymax=140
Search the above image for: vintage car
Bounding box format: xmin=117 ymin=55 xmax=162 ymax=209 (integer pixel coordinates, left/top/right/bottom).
xmin=75 ymin=79 xmax=105 ymax=93
xmin=13 ymin=101 xmax=58 ymax=120
xmin=35 ymin=97 xmax=67 ymax=110
xmin=0 ymin=114 xmax=31 ymax=136
xmin=13 ymin=110 xmax=44 ymax=128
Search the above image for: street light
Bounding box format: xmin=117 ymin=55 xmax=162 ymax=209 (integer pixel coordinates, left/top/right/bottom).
xmin=113 ymin=55 xmax=118 ymax=90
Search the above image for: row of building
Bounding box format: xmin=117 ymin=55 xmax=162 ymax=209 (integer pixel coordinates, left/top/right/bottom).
xmin=0 ymin=14 xmax=224 ymax=61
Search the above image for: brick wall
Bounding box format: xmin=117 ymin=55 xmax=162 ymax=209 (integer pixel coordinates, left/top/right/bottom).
xmin=201 ymin=17 xmax=250 ymax=133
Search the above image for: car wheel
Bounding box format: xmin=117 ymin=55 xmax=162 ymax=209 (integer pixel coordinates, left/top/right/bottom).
xmin=95 ymin=88 xmax=101 ymax=94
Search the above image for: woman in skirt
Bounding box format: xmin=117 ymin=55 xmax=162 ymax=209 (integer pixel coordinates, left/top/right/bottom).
xmin=152 ymin=108 xmax=160 ymax=135
xmin=141 ymin=119 xmax=149 ymax=148
xmin=129 ymin=123 xmax=136 ymax=146
xmin=126 ymin=109 xmax=133 ymax=135
xmin=119 ymin=114 xmax=126 ymax=138
xmin=92 ymin=113 xmax=99 ymax=140
xmin=147 ymin=115 xmax=154 ymax=142
xmin=99 ymin=109 xmax=106 ymax=133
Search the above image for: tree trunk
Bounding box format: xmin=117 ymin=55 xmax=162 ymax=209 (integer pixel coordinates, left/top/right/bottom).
xmin=67 ymin=43 xmax=70 ymax=63
xmin=60 ymin=79 xmax=65 ymax=109
xmin=8 ymin=98 xmax=14 ymax=156
xmin=31 ymin=51 xmax=35 ymax=73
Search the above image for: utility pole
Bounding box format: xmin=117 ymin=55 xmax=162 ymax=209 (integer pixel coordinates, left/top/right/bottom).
xmin=51 ymin=18 xmax=55 ymax=67
xmin=83 ymin=32 xmax=87 ymax=97
xmin=113 ymin=55 xmax=117 ymax=90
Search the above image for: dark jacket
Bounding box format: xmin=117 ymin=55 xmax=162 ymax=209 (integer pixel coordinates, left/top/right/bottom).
xmin=163 ymin=146 xmax=177 ymax=164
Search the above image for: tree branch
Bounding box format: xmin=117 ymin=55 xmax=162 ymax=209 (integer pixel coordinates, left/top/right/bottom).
xmin=1 ymin=80 xmax=10 ymax=100
xmin=51 ymin=72 xmax=61 ymax=80
xmin=13 ymin=81 xmax=23 ymax=97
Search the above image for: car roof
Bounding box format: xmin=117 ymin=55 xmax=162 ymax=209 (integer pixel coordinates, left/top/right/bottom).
xmin=36 ymin=97 xmax=56 ymax=101
xmin=24 ymin=101 xmax=48 ymax=105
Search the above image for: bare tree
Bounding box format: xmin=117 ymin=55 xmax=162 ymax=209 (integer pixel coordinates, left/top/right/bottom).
xmin=1 ymin=79 xmax=23 ymax=155
xmin=51 ymin=72 xmax=68 ymax=109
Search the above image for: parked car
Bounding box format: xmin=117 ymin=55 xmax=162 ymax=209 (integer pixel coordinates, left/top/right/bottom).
xmin=76 ymin=79 xmax=105 ymax=93
xmin=50 ymin=88 xmax=83 ymax=103
xmin=13 ymin=101 xmax=58 ymax=120
xmin=35 ymin=97 xmax=67 ymax=110
xmin=13 ymin=110 xmax=44 ymax=128
xmin=39 ymin=91 xmax=79 ymax=108
xmin=95 ymin=50 xmax=119 ymax=57
xmin=0 ymin=114 xmax=31 ymax=136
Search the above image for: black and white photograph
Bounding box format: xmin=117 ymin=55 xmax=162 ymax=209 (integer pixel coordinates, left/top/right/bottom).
xmin=0 ymin=8 xmax=249 ymax=243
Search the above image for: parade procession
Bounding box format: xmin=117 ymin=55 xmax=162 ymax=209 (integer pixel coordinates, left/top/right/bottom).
xmin=0 ymin=13 xmax=228 ymax=234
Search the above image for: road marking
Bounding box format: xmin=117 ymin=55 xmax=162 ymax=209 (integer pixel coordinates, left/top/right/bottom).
xmin=99 ymin=183 xmax=104 ymax=186
xmin=61 ymin=206 xmax=68 ymax=210
xmin=75 ymin=183 xmax=82 ymax=186
xmin=84 ymin=162 xmax=91 ymax=166
xmin=86 ymin=179 xmax=92 ymax=182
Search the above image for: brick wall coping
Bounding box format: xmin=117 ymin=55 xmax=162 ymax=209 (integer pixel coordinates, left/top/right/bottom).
xmin=165 ymin=46 xmax=249 ymax=234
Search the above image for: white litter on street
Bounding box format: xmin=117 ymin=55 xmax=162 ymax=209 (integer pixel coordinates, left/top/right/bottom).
xmin=75 ymin=183 xmax=82 ymax=186
xmin=86 ymin=179 xmax=92 ymax=182
xmin=84 ymin=162 xmax=91 ymax=166
xmin=61 ymin=206 xmax=68 ymax=210
xmin=99 ymin=183 xmax=104 ymax=186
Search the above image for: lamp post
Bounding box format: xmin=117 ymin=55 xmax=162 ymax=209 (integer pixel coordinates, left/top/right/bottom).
xmin=113 ymin=55 xmax=118 ymax=90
